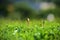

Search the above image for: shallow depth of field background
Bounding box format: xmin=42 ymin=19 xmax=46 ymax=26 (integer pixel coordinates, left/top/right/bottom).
xmin=0 ymin=0 xmax=60 ymax=40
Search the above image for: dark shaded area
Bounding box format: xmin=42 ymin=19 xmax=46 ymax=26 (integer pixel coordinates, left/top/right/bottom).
xmin=0 ymin=8 xmax=8 ymax=17
xmin=0 ymin=0 xmax=7 ymax=17
xmin=19 ymin=8 xmax=31 ymax=19
xmin=0 ymin=0 xmax=9 ymax=17
xmin=53 ymin=0 xmax=60 ymax=7
xmin=0 ymin=0 xmax=60 ymax=19
xmin=0 ymin=0 xmax=14 ymax=17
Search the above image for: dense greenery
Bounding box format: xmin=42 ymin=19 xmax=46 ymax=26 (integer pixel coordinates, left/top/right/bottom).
xmin=0 ymin=19 xmax=60 ymax=40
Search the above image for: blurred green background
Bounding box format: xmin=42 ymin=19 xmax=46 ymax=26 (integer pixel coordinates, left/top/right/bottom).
xmin=0 ymin=0 xmax=60 ymax=21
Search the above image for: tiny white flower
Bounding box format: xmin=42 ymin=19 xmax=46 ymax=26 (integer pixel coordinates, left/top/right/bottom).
xmin=13 ymin=30 xmax=18 ymax=35
xmin=47 ymin=14 xmax=55 ymax=22
xmin=27 ymin=18 xmax=30 ymax=22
